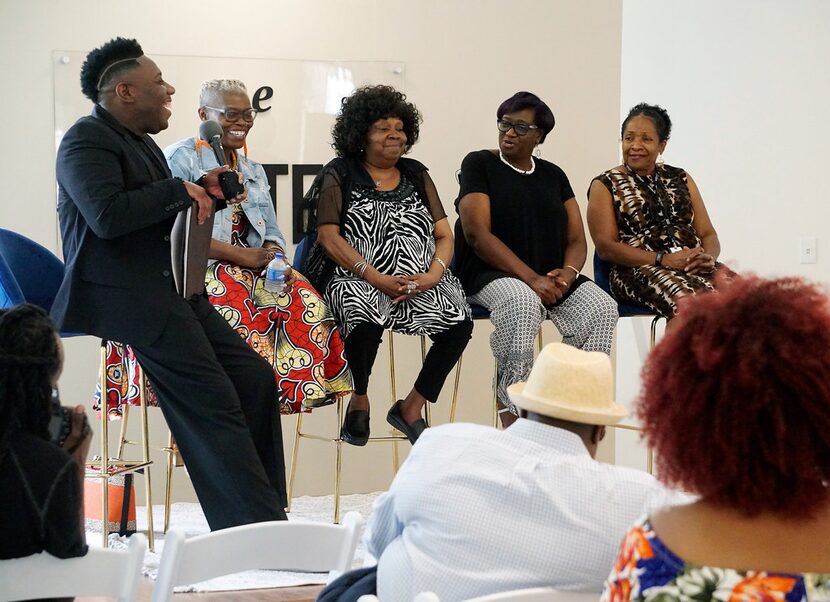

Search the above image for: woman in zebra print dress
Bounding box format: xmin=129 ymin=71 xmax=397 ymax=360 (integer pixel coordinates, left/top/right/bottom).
xmin=316 ymin=85 xmax=472 ymax=446
xmin=588 ymin=103 xmax=729 ymax=326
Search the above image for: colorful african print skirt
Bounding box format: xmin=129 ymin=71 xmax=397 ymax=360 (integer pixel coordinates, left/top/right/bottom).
xmin=94 ymin=264 xmax=352 ymax=417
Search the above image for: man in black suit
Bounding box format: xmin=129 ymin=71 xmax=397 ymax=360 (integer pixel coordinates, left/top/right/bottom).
xmin=52 ymin=38 xmax=286 ymax=529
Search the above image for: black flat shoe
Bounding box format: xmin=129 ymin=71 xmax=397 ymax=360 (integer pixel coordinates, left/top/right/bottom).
xmin=341 ymin=407 xmax=370 ymax=446
xmin=386 ymin=400 xmax=427 ymax=445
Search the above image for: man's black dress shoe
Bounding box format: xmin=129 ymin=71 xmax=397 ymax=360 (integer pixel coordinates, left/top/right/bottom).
xmin=386 ymin=400 xmax=427 ymax=444
xmin=341 ymin=407 xmax=370 ymax=446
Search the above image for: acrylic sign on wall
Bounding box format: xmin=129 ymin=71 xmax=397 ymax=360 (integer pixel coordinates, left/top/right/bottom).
xmin=53 ymin=51 xmax=405 ymax=245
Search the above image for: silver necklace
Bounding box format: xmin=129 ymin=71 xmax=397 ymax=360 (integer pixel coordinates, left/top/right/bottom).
xmin=499 ymin=151 xmax=535 ymax=175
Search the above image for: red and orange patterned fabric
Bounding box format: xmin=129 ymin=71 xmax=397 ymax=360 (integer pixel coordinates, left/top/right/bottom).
xmin=94 ymin=208 xmax=351 ymax=416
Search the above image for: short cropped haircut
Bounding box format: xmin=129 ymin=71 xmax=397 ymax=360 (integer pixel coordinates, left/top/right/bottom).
xmin=331 ymin=85 xmax=421 ymax=159
xmin=497 ymin=91 xmax=555 ymax=143
xmin=621 ymin=103 xmax=672 ymax=142
xmin=638 ymin=274 xmax=830 ymax=517
xmin=80 ymin=37 xmax=144 ymax=103
xmin=199 ymin=79 xmax=248 ymax=108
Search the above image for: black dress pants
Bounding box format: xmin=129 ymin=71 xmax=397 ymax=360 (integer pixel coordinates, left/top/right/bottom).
xmin=345 ymin=319 xmax=473 ymax=402
xmin=132 ymin=294 xmax=286 ymax=531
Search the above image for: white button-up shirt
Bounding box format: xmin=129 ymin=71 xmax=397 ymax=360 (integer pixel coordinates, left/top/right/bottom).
xmin=366 ymin=419 xmax=681 ymax=601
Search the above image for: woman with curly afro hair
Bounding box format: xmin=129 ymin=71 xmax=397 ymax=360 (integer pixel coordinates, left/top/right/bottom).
xmin=603 ymin=275 xmax=830 ymax=601
xmin=313 ymin=85 xmax=472 ymax=446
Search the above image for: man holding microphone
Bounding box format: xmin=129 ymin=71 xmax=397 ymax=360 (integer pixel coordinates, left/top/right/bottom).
xmin=52 ymin=37 xmax=287 ymax=530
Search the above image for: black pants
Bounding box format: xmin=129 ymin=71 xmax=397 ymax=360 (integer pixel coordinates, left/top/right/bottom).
xmin=344 ymin=320 xmax=473 ymax=402
xmin=132 ymin=294 xmax=286 ymax=531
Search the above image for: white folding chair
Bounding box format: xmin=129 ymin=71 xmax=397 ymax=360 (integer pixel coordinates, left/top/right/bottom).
xmin=466 ymin=588 xmax=599 ymax=601
xmin=151 ymin=511 xmax=364 ymax=602
xmin=0 ymin=533 xmax=147 ymax=602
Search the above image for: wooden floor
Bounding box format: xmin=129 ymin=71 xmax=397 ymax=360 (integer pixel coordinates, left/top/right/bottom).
xmin=78 ymin=577 xmax=324 ymax=602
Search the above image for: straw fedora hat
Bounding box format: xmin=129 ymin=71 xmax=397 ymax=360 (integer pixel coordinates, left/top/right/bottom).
xmin=507 ymin=343 xmax=627 ymax=425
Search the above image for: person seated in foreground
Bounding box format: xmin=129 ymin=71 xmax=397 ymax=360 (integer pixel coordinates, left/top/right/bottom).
xmin=359 ymin=343 xmax=682 ymax=601
xmin=0 ymin=304 xmax=91 ymax=562
xmin=602 ymin=275 xmax=830 ymax=601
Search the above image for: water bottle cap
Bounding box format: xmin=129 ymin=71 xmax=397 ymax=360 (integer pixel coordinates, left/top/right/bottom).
xmin=273 ymin=252 xmax=285 ymax=258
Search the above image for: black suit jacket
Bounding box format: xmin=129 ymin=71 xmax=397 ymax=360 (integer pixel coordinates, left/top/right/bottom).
xmin=52 ymin=105 xmax=192 ymax=345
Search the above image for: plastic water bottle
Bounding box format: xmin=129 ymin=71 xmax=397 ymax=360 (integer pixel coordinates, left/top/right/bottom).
xmin=264 ymin=252 xmax=289 ymax=294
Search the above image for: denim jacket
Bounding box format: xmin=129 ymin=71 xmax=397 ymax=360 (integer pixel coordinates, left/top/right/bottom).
xmin=163 ymin=137 xmax=286 ymax=259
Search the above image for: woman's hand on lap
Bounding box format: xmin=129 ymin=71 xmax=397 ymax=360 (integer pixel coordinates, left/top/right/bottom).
xmin=404 ymin=272 xmax=440 ymax=293
xmin=235 ymin=247 xmax=273 ymax=269
xmin=685 ymin=251 xmax=715 ymax=275
xmin=546 ymin=268 xmax=576 ymax=292
xmin=662 ymin=247 xmax=701 ymax=271
xmin=369 ymin=272 xmax=407 ymax=300
xmin=529 ymin=274 xmax=563 ymax=305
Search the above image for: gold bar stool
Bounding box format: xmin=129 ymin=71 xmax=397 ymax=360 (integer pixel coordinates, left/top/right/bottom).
xmin=593 ymin=252 xmax=665 ymax=475
xmin=287 ymin=331 xmax=437 ymax=524
xmin=607 ymin=315 xmax=662 ymax=476
xmin=88 ymin=341 xmax=154 ymax=550
xmin=117 ymin=389 xmax=183 ymax=534
xmin=162 ymin=431 xmax=183 ymax=534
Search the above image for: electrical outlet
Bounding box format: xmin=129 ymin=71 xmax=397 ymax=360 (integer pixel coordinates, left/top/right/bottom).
xmin=800 ymin=237 xmax=818 ymax=264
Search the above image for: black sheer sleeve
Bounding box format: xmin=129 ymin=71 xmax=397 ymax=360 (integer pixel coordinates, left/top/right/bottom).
xmin=420 ymin=171 xmax=447 ymax=223
xmin=316 ymin=168 xmax=345 ymax=227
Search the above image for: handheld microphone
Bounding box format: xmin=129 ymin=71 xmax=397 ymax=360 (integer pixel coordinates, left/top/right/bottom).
xmin=197 ymin=119 xmax=245 ymax=199
xmin=198 ymin=119 xmax=227 ymax=166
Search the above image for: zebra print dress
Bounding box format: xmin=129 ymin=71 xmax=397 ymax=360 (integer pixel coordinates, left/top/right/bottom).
xmin=325 ymin=175 xmax=470 ymax=337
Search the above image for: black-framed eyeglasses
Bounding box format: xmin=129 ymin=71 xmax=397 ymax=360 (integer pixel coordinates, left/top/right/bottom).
xmin=204 ymin=106 xmax=258 ymax=122
xmin=497 ymin=119 xmax=539 ymax=136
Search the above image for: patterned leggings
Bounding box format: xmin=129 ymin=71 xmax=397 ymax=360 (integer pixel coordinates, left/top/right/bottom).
xmin=468 ymin=278 xmax=618 ymax=413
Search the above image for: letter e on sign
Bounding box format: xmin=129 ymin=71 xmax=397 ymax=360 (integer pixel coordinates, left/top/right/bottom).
xmin=253 ymin=86 xmax=274 ymax=112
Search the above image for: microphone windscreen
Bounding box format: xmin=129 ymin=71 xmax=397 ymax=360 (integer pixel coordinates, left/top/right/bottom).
xmin=198 ymin=119 xmax=224 ymax=141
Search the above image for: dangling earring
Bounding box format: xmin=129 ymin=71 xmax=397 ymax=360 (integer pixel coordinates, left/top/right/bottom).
xmin=656 ymin=153 xmax=664 ymax=166
xmin=533 ymin=145 xmax=542 ymax=159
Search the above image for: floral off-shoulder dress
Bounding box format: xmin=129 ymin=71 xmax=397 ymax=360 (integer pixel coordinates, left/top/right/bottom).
xmin=602 ymin=516 xmax=830 ymax=602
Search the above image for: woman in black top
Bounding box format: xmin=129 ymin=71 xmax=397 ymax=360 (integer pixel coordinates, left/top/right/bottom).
xmin=454 ymin=91 xmax=618 ymax=426
xmin=0 ymin=304 xmax=91 ymax=561
xmin=316 ymin=85 xmax=472 ymax=446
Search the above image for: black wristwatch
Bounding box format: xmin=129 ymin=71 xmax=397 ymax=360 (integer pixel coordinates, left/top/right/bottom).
xmin=654 ymin=252 xmax=664 ymax=266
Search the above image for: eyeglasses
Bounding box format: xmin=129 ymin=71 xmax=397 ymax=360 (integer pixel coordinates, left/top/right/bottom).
xmin=204 ymin=106 xmax=258 ymax=122
xmin=497 ymin=119 xmax=539 ymax=136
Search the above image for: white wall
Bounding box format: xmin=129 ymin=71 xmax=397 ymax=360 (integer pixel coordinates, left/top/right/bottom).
xmin=614 ymin=0 xmax=830 ymax=463
xmin=622 ymin=0 xmax=830 ymax=281
xmin=0 ymin=0 xmax=624 ymax=502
